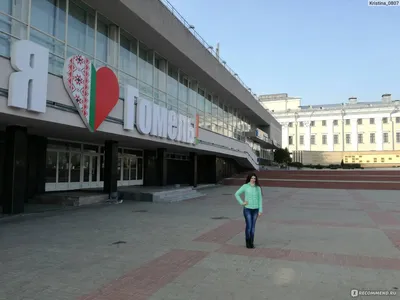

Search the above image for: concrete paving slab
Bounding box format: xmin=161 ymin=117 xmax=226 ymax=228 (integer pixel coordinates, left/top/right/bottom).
xmin=1 ymin=186 xmax=400 ymax=300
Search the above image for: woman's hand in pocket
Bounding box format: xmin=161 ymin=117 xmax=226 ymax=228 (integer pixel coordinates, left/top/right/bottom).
xmin=242 ymin=201 xmax=248 ymax=206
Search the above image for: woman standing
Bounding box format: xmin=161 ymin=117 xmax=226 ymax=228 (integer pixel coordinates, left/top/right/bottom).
xmin=234 ymin=173 xmax=263 ymax=249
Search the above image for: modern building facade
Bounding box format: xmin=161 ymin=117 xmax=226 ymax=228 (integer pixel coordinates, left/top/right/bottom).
xmin=0 ymin=0 xmax=281 ymax=214
xmin=260 ymin=93 xmax=400 ymax=167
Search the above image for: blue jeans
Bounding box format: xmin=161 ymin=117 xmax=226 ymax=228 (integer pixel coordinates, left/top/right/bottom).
xmin=243 ymin=207 xmax=259 ymax=240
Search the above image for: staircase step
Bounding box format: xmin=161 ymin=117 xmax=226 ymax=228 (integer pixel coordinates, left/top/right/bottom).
xmin=32 ymin=193 xmax=109 ymax=206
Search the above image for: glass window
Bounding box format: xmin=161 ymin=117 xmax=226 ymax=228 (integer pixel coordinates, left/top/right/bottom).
xmin=154 ymin=53 xmax=167 ymax=92
xmin=212 ymin=97 xmax=218 ymax=117
xmin=178 ymin=100 xmax=187 ymax=116
xmin=70 ymin=153 xmax=81 ymax=182
xmin=139 ymin=81 xmax=153 ymax=100
xmin=58 ymin=151 xmax=69 ymax=182
xmin=188 ymin=105 xmax=196 ymax=119
xmin=358 ymin=133 xmax=363 ymax=143
xmin=31 ymin=0 xmax=66 ymax=42
xmin=130 ymin=157 xmax=137 ymax=180
xmin=154 ymin=90 xmax=166 ymax=106
xmin=96 ymin=14 xmax=114 ymax=63
xmin=223 ymin=105 xmax=229 ymax=128
xmin=383 ymin=132 xmax=389 ymax=143
xmin=167 ymin=63 xmax=178 ymax=97
xmin=119 ymin=72 xmax=137 ymax=99
xmin=198 ymin=113 xmax=205 ymax=128
xmin=205 ymin=94 xmax=212 ymax=114
xmin=370 ymin=133 xmax=375 ymax=144
xmin=310 ymin=135 xmax=315 ymax=145
xmin=31 ymin=0 xmax=66 ymax=74
xmin=232 ymin=109 xmax=237 ymax=129
xmin=168 ymin=94 xmax=178 ymax=108
xmin=299 ymin=135 xmax=304 ymax=145
xmin=334 ymin=135 xmax=339 ymax=144
xmin=188 ymin=80 xmax=197 ymax=107
xmin=67 ymin=0 xmax=95 ymax=56
xmin=138 ymin=42 xmax=153 ymax=86
xmin=197 ymin=88 xmax=205 ymax=112
xmin=119 ymin=31 xmax=137 ymax=76
xmin=322 ymin=135 xmax=327 ymax=144
xmin=226 ymin=107 xmax=232 ymax=128
xmin=0 ymin=0 xmax=12 ymax=56
xmin=218 ymin=103 xmax=224 ymax=126
xmin=1 ymin=0 xmax=28 ymax=56
xmin=178 ymin=72 xmax=189 ymax=104
xmin=346 ymin=134 xmax=351 ymax=144
xmin=46 ymin=150 xmax=57 ymax=183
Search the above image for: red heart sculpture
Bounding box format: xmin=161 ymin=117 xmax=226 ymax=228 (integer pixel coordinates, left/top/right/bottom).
xmin=94 ymin=67 xmax=120 ymax=131
xmin=63 ymin=55 xmax=120 ymax=132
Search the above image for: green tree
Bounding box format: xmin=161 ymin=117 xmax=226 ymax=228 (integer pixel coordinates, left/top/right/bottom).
xmin=274 ymin=147 xmax=292 ymax=164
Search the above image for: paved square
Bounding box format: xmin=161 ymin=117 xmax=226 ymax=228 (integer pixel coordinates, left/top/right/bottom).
xmin=1 ymin=186 xmax=400 ymax=300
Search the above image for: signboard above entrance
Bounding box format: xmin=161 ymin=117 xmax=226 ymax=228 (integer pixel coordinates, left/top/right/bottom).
xmin=123 ymin=85 xmax=197 ymax=145
xmin=7 ymin=40 xmax=198 ymax=145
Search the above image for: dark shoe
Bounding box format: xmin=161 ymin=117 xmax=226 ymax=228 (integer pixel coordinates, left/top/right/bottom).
xmin=250 ymin=237 xmax=255 ymax=248
xmin=246 ymin=239 xmax=251 ymax=248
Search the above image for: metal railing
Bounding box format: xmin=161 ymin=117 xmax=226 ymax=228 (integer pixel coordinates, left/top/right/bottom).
xmin=158 ymin=0 xmax=257 ymax=100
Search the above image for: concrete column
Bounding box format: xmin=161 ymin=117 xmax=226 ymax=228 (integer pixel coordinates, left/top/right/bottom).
xmin=341 ymin=118 xmax=345 ymax=151
xmin=326 ymin=119 xmax=334 ymax=151
xmin=103 ymin=140 xmax=118 ymax=195
xmin=391 ymin=116 xmax=396 ymax=150
xmin=350 ymin=119 xmax=358 ymax=151
xmin=157 ymin=148 xmax=167 ymax=186
xmin=189 ymin=152 xmax=198 ymax=187
xmin=27 ymin=135 xmax=47 ymax=198
xmin=2 ymin=126 xmax=28 ymax=214
xmin=281 ymin=122 xmax=289 ymax=149
xmin=375 ymin=117 xmax=383 ymax=151
xmin=304 ymin=121 xmax=311 ymax=151
xmin=0 ymin=134 xmax=4 ymax=209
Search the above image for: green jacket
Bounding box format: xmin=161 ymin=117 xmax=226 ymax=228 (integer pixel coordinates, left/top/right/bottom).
xmin=234 ymin=183 xmax=263 ymax=213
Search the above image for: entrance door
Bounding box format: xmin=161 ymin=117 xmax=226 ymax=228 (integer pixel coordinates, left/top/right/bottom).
xmin=81 ymin=154 xmax=100 ymax=188
xmin=118 ymin=154 xmax=142 ymax=186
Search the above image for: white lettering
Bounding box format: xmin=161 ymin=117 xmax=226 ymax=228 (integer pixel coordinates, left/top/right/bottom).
xmin=186 ymin=118 xmax=195 ymax=144
xmin=123 ymin=84 xmax=137 ymax=131
xmin=9 ymin=40 xmax=49 ymax=113
xmin=176 ymin=114 xmax=187 ymax=143
xmin=167 ymin=110 xmax=178 ymax=140
xmin=122 ymin=86 xmax=198 ymax=145
xmin=150 ymin=104 xmax=168 ymax=138
xmin=136 ymin=98 xmax=152 ymax=135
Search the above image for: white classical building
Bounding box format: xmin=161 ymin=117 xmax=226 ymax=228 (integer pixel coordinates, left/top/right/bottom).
xmin=259 ymin=93 xmax=400 ymax=166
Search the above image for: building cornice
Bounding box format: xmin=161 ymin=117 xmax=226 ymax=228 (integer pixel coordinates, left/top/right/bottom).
xmin=272 ymin=105 xmax=400 ymax=120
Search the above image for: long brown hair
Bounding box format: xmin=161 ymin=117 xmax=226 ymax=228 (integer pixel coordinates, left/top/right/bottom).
xmin=245 ymin=173 xmax=263 ymax=195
